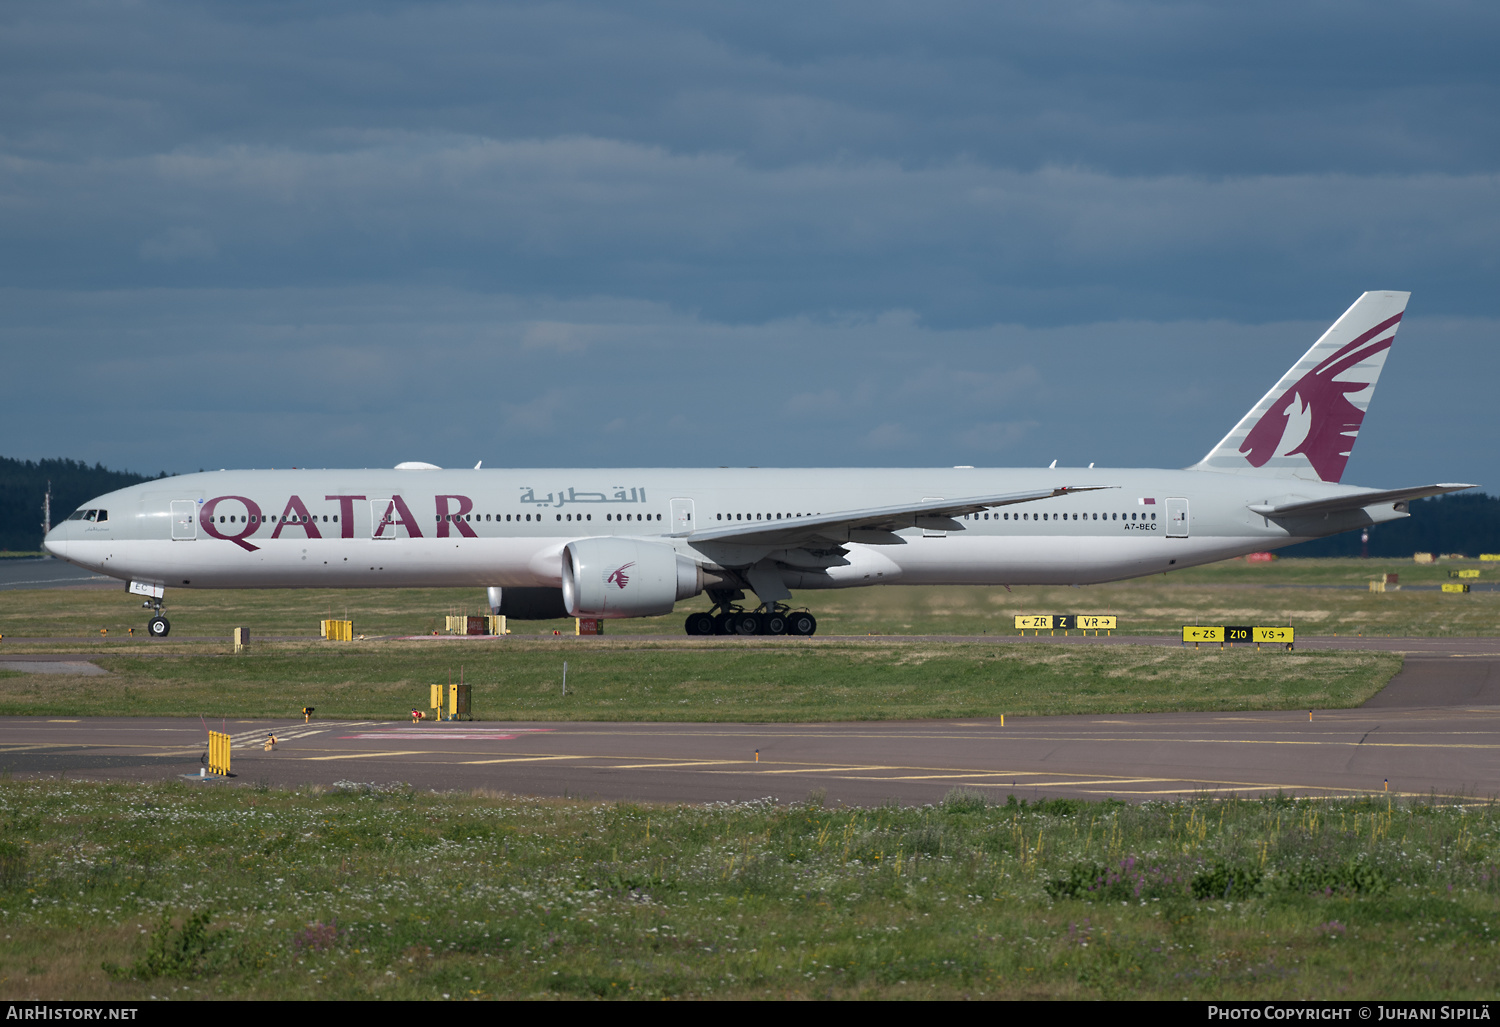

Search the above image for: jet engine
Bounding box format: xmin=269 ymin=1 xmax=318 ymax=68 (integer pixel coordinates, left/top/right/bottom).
xmin=562 ymin=538 xmax=704 ymax=618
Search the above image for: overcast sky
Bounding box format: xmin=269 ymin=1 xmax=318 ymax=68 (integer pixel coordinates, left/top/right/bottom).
xmin=2 ymin=1 xmax=1496 ymax=489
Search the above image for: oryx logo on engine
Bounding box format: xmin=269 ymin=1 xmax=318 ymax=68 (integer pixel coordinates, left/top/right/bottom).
xmin=606 ymin=562 xmax=636 ymax=589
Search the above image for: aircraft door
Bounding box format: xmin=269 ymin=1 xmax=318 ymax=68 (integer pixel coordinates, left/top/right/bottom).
xmin=370 ymin=498 xmax=409 ymax=539
xmin=1166 ymin=498 xmax=1189 ymax=538
xmin=670 ymin=498 xmax=695 ymax=536
xmin=170 ymin=501 xmax=197 ymax=540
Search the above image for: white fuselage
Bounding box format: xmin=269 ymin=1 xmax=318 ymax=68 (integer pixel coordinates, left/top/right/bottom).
xmin=44 ymin=465 xmax=1401 ymax=596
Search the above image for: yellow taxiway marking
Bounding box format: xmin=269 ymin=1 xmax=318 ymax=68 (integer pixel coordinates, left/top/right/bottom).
xmin=603 ymin=760 xmax=743 ymax=769
xmin=304 ymin=750 xmax=429 ymax=761
xmin=460 ymin=755 xmax=594 ymax=765
xmin=939 ymin=777 xmax=1178 ymax=788
xmin=740 ymin=765 xmax=902 ymax=775
xmin=832 ymin=771 xmax=1041 ymax=782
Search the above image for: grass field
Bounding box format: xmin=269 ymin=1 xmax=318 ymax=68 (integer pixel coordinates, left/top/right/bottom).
xmin=0 ymin=558 xmax=1495 ymax=642
xmin=0 ymin=640 xmax=1401 ymax=721
xmin=0 ymin=779 xmax=1494 ymax=1000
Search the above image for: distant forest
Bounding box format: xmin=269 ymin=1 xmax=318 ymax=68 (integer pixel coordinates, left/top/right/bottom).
xmin=0 ymin=457 xmax=169 ymax=551
xmin=0 ymin=455 xmax=1494 ymax=557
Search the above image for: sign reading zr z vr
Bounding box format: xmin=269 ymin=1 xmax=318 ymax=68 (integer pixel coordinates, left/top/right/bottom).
xmin=1014 ymin=615 xmax=1116 ymax=630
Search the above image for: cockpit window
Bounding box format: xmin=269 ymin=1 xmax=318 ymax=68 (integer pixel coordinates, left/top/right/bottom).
xmin=95 ymin=510 xmax=107 ymax=522
xmin=84 ymin=510 xmax=98 ymax=521
xmin=68 ymin=509 xmax=87 ymax=521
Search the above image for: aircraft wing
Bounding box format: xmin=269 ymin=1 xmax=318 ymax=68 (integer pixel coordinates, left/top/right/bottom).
xmin=676 ymin=486 xmax=1116 ymax=546
xmin=1247 ymin=483 xmax=1475 ymax=519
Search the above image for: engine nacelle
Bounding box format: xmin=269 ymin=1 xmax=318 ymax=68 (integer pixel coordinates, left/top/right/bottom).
xmin=561 ymin=538 xmax=703 ymax=618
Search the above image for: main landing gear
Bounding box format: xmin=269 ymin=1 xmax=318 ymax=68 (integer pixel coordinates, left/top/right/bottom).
xmin=684 ymin=601 xmax=816 ymax=637
xmin=142 ymin=597 xmax=170 ymax=638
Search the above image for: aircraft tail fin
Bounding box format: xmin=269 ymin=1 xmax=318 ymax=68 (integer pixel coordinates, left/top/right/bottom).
xmin=1191 ymin=291 xmax=1410 ymax=483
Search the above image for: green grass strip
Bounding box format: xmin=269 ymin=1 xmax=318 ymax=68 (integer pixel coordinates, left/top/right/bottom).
xmin=0 ymin=641 xmax=1400 ymax=721
xmin=0 ymin=780 xmax=1495 ymax=1000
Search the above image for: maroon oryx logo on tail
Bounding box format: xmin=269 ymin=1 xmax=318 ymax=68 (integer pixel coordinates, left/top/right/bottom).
xmin=1239 ymin=312 xmax=1400 ymax=483
xmin=606 ymin=562 xmax=636 ymax=589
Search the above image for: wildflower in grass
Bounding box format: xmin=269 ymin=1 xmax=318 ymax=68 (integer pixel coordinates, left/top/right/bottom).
xmin=293 ymin=918 xmax=347 ymax=952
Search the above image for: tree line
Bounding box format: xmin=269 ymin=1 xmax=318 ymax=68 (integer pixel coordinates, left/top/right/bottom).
xmin=0 ymin=457 xmax=165 ymax=552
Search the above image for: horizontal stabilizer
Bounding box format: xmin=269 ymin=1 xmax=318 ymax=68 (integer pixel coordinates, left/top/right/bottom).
xmin=1247 ymin=483 xmax=1474 ymax=519
xmin=677 ymin=485 xmax=1116 ymax=546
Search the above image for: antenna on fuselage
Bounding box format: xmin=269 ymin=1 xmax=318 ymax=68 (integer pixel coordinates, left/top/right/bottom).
xmin=1048 ymin=459 xmax=1057 ymax=469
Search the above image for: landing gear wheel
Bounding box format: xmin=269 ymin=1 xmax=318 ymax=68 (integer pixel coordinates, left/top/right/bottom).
xmin=684 ymin=612 xmax=716 ymax=636
xmin=148 ymin=616 xmax=171 ymax=638
xmin=763 ymin=611 xmax=788 ymax=635
xmin=712 ymin=611 xmax=734 ymax=635
xmin=729 ymin=612 xmax=761 ymax=636
xmin=786 ymin=611 xmax=816 ymax=636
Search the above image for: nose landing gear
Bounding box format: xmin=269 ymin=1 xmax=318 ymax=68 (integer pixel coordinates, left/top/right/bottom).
xmin=142 ymin=598 xmax=170 ymax=638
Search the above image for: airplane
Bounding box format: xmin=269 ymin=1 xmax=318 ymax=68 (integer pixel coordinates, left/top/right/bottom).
xmin=43 ymin=291 xmax=1473 ymax=639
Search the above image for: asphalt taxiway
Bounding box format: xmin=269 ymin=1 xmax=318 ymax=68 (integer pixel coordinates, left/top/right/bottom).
xmin=1 ymin=635 xmax=1495 ymax=804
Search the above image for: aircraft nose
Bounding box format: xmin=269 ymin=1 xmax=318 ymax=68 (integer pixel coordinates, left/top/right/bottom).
xmin=43 ymin=523 xmax=67 ymax=559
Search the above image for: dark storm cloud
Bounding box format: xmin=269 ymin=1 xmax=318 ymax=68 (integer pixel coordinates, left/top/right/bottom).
xmin=1 ymin=1 xmax=1496 ymax=485
xmin=5 ymin=136 xmax=1497 ymax=323
xmin=3 ymin=286 xmax=1493 ymax=491
xmin=7 ymin=1 xmax=1497 ymax=173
